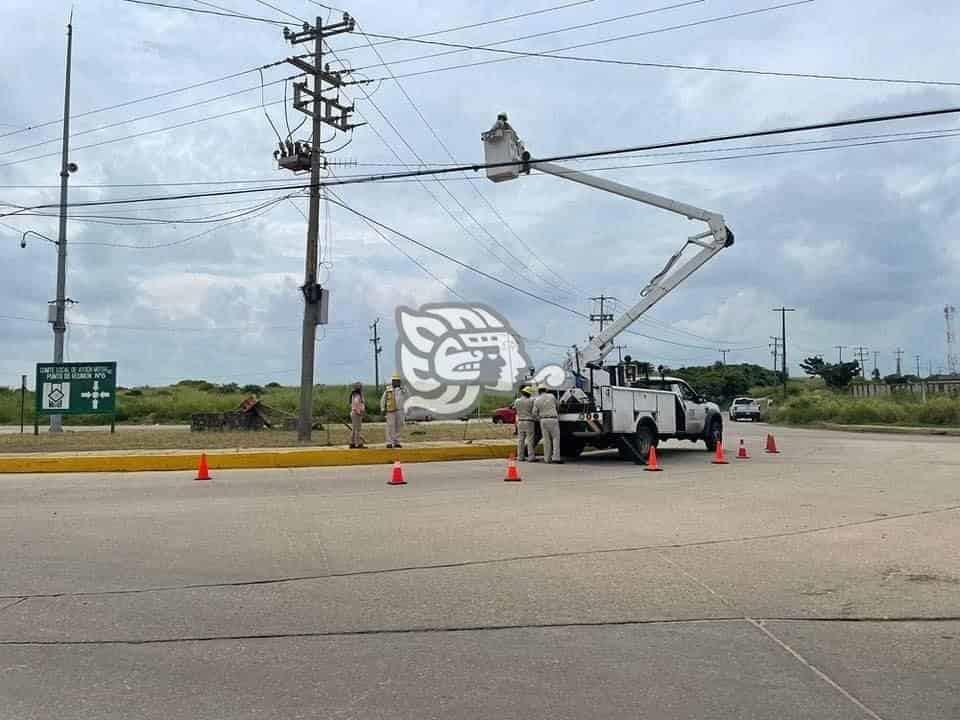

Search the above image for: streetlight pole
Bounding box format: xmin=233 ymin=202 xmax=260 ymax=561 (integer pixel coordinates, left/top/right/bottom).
xmin=51 ymin=18 xmax=75 ymax=433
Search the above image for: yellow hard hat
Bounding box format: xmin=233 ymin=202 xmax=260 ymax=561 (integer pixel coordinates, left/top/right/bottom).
xmin=521 ymin=386 xmax=533 ymax=395
xmin=391 ymin=372 xmax=401 ymax=381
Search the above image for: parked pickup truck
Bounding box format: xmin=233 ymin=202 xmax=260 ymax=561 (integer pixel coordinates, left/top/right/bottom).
xmin=729 ymin=397 xmax=761 ymax=422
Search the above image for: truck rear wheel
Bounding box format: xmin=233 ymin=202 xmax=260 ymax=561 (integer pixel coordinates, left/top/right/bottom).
xmin=618 ymin=424 xmax=657 ymax=463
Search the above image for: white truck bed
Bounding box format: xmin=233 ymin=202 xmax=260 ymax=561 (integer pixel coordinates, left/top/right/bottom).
xmin=560 ymin=385 xmax=677 ymax=435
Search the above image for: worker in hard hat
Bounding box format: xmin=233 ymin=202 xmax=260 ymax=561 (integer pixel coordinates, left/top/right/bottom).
xmin=513 ymin=385 xmax=537 ymax=461
xmin=380 ymin=373 xmax=405 ymax=448
xmin=533 ymin=385 xmax=563 ymax=464
xmin=348 ymin=381 xmax=366 ymax=449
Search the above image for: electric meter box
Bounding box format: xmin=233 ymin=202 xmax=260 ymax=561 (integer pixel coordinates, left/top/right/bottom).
xmin=481 ymin=116 xmax=524 ymax=183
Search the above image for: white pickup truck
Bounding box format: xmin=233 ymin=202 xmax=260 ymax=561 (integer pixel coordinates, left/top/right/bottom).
xmin=729 ymin=397 xmax=761 ymax=422
xmin=554 ymin=369 xmax=724 ymax=463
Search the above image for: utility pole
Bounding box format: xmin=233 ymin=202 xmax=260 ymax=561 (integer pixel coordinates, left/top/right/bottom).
xmin=614 ymin=345 xmax=627 ymax=363
xmin=772 ymin=307 xmax=795 ymax=398
xmin=894 ymin=347 xmax=904 ymax=377
xmin=915 ymin=354 xmax=921 ymax=378
xmin=589 ymin=294 xmax=615 ymax=333
xmin=369 ymin=317 xmax=382 ymax=395
xmin=20 ymin=374 xmax=27 ymax=435
xmin=719 ymin=349 xmax=730 ymax=365
xmin=281 ymin=14 xmax=358 ymax=441
xmin=834 ymin=345 xmax=847 ymax=364
xmin=769 ymin=336 xmax=781 ymax=373
xmin=50 ymin=18 xmax=75 ymax=433
xmin=853 ymin=345 xmax=869 ymax=377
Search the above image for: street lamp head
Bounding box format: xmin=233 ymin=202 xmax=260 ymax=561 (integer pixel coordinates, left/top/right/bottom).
xmin=67 ymin=162 xmax=78 ymax=173
xmin=20 ymin=237 xmax=26 ymax=249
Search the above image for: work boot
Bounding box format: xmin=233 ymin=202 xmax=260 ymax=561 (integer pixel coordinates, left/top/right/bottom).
xmin=386 ymin=444 xmax=394 ymax=449
xmin=394 ymin=443 xmax=403 ymax=448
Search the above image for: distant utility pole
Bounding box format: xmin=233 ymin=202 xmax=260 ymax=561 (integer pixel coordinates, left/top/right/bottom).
xmin=915 ymin=354 xmax=921 ymax=378
xmin=834 ymin=345 xmax=847 ymax=364
xmin=772 ymin=307 xmax=795 ymax=398
xmin=589 ymin=294 xmax=615 ymax=333
xmin=894 ymin=347 xmax=904 ymax=377
xmin=369 ymin=318 xmax=382 ymax=395
xmin=853 ymin=345 xmax=869 ymax=377
xmin=614 ymin=345 xmax=627 ymax=363
xmin=50 ymin=17 xmax=76 ymax=433
xmin=929 ymin=359 xmax=934 ymax=377
xmin=719 ymin=349 xmax=730 ymax=365
xmin=281 ymin=13 xmax=358 ymax=441
xmin=872 ymin=350 xmax=880 ymax=377
xmin=769 ymin=336 xmax=781 ymax=373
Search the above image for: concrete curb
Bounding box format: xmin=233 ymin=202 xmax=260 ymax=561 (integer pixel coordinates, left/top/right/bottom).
xmin=814 ymin=422 xmax=960 ymax=437
xmin=0 ymin=442 xmax=517 ymax=474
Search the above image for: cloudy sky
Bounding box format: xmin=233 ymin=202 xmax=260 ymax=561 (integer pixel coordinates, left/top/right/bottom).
xmin=1 ymin=0 xmax=958 ymax=388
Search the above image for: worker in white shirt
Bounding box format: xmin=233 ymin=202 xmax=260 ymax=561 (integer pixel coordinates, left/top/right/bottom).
xmin=380 ymin=373 xmax=405 ymax=448
xmin=532 ymin=385 xmax=563 ymax=464
xmin=512 ymin=386 xmax=536 ymax=461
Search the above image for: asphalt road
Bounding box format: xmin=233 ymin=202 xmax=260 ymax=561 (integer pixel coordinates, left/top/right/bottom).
xmin=1 ymin=423 xmax=957 ymax=719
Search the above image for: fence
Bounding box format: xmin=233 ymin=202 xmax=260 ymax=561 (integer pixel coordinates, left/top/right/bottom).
xmin=850 ymin=379 xmax=960 ymax=399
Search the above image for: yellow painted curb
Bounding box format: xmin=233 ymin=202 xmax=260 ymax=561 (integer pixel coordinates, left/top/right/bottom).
xmin=0 ymin=442 xmax=518 ymax=474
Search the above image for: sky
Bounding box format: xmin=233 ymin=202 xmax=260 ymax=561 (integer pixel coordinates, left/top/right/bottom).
xmin=1 ymin=0 xmax=959 ymax=389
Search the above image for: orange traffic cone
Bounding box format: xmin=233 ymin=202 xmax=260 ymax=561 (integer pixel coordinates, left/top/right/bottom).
xmin=387 ymin=459 xmax=407 ymax=486
xmin=195 ymin=453 xmax=211 ymax=481
xmin=504 ymin=454 xmax=522 ymax=482
xmin=765 ymin=433 xmax=780 ymax=454
xmin=711 ymin=441 xmax=729 ymax=465
xmin=736 ymin=439 xmax=750 ymax=459
xmin=644 ymin=445 xmax=663 ymax=472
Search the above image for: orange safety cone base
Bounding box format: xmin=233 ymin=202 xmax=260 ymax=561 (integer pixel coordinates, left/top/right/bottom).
xmin=195 ymin=453 xmax=211 ymax=481
xmin=387 ymin=460 xmax=407 ymax=485
xmin=765 ymin=433 xmax=781 ymax=454
xmin=504 ymin=454 xmax=522 ymax=481
xmin=711 ymin=442 xmax=729 ymax=465
xmin=736 ymin=440 xmax=750 ymax=460
xmin=644 ymin=445 xmax=663 ymax=472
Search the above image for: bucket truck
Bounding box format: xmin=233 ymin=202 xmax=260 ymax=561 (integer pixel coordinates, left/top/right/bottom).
xmin=481 ymin=114 xmax=735 ymax=463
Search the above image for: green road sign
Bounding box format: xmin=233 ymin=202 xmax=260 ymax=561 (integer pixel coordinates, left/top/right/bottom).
xmin=35 ymin=362 xmax=117 ymax=416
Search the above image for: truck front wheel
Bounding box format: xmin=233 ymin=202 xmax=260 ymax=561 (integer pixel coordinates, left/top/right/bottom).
xmin=704 ymin=417 xmax=723 ymax=452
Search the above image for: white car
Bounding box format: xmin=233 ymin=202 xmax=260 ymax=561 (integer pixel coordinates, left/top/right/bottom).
xmin=729 ymin=397 xmax=761 ymax=422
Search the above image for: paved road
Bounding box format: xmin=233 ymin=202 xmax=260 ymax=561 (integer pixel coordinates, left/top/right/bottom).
xmin=0 ymin=423 xmax=957 ymax=719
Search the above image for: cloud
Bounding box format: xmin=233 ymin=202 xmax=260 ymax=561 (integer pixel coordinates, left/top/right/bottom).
xmin=1 ymin=0 xmax=959 ymax=387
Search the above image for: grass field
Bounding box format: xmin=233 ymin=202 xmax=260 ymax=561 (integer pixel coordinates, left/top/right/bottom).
xmin=0 ymin=421 xmax=516 ymax=454
xmin=770 ymin=388 xmax=960 ymax=426
xmin=0 ymin=381 xmax=510 ymax=426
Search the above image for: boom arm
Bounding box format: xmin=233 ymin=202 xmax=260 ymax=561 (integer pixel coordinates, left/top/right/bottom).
xmin=481 ymin=114 xmax=733 ymax=370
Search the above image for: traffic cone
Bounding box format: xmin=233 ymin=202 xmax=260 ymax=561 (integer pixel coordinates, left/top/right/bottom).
xmin=195 ymin=453 xmax=211 ymax=481
xmin=765 ymin=433 xmax=780 ymax=454
xmin=387 ymin=459 xmax=407 ymax=486
xmin=736 ymin=439 xmax=750 ymax=459
xmin=711 ymin=441 xmax=729 ymax=465
xmin=504 ymin=454 xmax=522 ymax=482
xmin=644 ymin=445 xmax=663 ymax=472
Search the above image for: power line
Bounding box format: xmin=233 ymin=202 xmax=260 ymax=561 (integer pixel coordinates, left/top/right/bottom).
xmin=348 ymin=17 xmax=579 ymax=299
xmin=322 ymin=44 xmax=566 ymax=299
xmin=350 ymin=1 xmax=815 ymax=80
xmin=335 ymin=0 xmax=597 ymax=54
xmin=350 ymin=0 xmax=706 ymax=68
xmin=0 ymin=60 xmax=292 ymax=142
xmin=7 ymin=102 xmax=960 ymax=216
xmin=352 ymin=20 xmax=960 ymax=89
xmin=326 ymin=195 xmax=589 ymax=318
xmin=119 ymin=0 xmax=289 ymax=25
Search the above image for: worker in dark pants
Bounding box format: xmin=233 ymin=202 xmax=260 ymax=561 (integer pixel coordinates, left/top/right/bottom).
xmin=533 ymin=386 xmax=563 ymax=464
